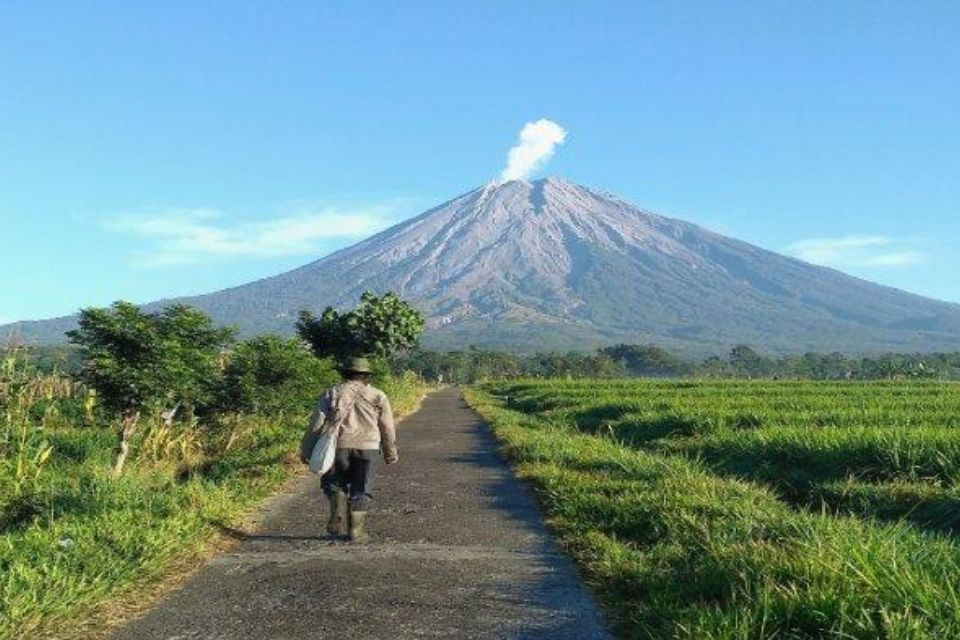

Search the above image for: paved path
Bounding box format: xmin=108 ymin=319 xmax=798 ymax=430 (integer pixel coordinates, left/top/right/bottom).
xmin=112 ymin=388 xmax=612 ymax=640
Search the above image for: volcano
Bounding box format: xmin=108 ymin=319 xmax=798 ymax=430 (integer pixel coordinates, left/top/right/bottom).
xmin=9 ymin=178 xmax=960 ymax=355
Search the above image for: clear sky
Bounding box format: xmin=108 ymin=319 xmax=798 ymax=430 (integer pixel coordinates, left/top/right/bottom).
xmin=2 ymin=1 xmax=959 ymax=323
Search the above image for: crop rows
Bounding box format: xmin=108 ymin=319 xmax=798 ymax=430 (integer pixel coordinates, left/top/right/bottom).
xmin=470 ymin=379 xmax=960 ymax=638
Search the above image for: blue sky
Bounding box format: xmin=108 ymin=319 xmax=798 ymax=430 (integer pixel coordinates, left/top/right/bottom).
xmin=2 ymin=1 xmax=959 ymax=323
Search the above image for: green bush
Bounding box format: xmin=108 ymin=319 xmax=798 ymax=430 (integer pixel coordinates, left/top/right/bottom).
xmin=217 ymin=336 xmax=339 ymax=416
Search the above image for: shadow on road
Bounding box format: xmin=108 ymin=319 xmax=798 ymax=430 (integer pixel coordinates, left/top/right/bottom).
xmin=211 ymin=521 xmax=326 ymax=543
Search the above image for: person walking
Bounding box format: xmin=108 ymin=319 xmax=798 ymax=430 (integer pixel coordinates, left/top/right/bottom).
xmin=302 ymin=356 xmax=398 ymax=542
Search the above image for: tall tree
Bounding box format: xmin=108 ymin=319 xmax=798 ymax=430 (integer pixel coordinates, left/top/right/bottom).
xmin=729 ymin=345 xmax=772 ymax=378
xmin=296 ymin=291 xmax=424 ymax=360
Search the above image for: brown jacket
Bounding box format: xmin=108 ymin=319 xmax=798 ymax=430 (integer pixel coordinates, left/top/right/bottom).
xmin=307 ymin=380 xmax=396 ymax=454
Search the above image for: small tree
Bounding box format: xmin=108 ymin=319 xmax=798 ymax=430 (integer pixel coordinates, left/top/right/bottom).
xmin=67 ymin=301 xmax=233 ymax=476
xmin=296 ymin=291 xmax=424 ymax=360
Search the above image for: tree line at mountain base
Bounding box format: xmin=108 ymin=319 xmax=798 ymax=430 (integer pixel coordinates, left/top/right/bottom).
xmin=21 ymin=339 xmax=960 ymax=385
xmin=393 ymin=343 xmax=960 ymax=383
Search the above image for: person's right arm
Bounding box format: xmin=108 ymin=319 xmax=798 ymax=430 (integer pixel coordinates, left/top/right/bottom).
xmin=308 ymin=392 xmax=332 ymax=433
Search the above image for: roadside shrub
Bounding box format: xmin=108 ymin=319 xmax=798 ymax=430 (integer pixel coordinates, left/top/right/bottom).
xmin=217 ymin=336 xmax=338 ymax=416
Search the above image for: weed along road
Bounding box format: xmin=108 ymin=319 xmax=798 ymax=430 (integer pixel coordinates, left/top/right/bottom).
xmin=111 ymin=388 xmax=611 ymax=640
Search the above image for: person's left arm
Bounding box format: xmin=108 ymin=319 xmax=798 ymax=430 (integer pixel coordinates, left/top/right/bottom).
xmin=378 ymin=393 xmax=398 ymax=464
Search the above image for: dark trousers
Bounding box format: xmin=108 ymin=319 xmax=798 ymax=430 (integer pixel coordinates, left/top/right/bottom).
xmin=321 ymin=448 xmax=378 ymax=510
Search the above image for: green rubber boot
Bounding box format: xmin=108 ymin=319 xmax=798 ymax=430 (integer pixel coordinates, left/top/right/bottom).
xmin=349 ymin=509 xmax=369 ymax=543
xmin=326 ymin=492 xmax=348 ymax=537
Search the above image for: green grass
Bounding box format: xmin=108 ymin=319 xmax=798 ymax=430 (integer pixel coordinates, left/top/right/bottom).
xmin=1 ymin=419 xmax=295 ymax=638
xmin=468 ymin=380 xmax=960 ymax=638
xmin=0 ymin=368 xmax=426 ymax=639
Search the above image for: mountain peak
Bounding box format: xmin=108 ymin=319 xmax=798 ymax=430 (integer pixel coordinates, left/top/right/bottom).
xmin=471 ymin=176 xmax=605 ymax=221
xmin=484 ymin=175 xmax=575 ymax=190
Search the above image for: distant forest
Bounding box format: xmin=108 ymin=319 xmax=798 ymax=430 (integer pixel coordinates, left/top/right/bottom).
xmin=394 ymin=344 xmax=960 ymax=383
xmin=19 ymin=341 xmax=960 ymax=385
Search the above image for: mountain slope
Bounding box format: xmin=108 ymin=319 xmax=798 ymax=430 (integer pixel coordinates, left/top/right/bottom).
xmin=8 ymin=178 xmax=960 ymax=355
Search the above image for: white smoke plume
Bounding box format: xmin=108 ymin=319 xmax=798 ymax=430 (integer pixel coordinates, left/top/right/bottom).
xmin=499 ymin=119 xmax=567 ymax=182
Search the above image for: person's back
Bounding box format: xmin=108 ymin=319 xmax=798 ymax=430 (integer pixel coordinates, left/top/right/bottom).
xmin=321 ymin=379 xmax=395 ymax=452
xmin=305 ymin=357 xmax=398 ymax=542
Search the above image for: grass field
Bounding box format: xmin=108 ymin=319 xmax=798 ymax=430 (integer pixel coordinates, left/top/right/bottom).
xmin=468 ymin=380 xmax=960 ymax=639
xmin=0 ymin=363 xmax=425 ymax=640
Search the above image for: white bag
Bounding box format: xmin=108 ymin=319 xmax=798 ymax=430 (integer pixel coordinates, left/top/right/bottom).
xmin=308 ymin=429 xmax=338 ymax=475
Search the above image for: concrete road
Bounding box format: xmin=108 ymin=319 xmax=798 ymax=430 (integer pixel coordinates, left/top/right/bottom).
xmin=111 ymin=388 xmax=612 ymax=639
